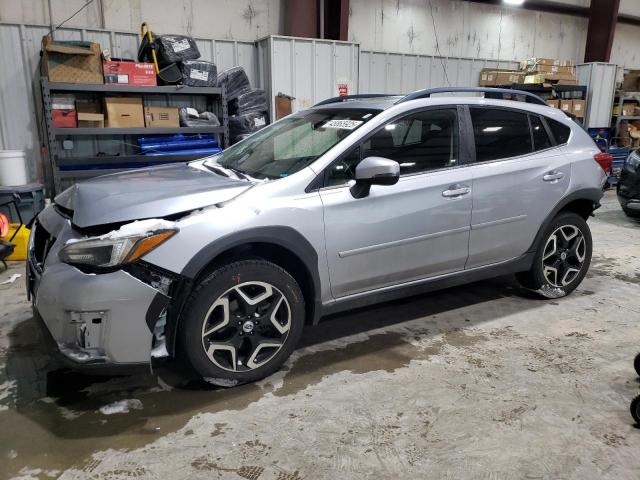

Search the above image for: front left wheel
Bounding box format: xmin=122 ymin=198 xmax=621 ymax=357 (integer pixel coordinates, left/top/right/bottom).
xmin=179 ymin=259 xmax=305 ymax=386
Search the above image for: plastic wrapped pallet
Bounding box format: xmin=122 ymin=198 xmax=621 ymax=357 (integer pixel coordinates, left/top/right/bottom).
xmin=180 ymin=60 xmax=217 ymax=87
xmin=229 ymin=89 xmax=268 ymax=115
xmin=154 ymin=35 xmax=200 ymax=66
xmin=179 ymin=107 xmax=220 ymax=127
xmin=217 ymin=67 xmax=251 ymax=99
xmin=229 ymin=111 xmax=268 ymax=137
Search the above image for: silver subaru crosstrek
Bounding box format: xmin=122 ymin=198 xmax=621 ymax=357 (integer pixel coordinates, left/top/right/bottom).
xmin=28 ymin=88 xmax=607 ymax=385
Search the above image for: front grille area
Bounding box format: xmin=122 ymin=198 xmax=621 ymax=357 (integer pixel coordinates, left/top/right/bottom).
xmin=32 ymin=221 xmax=56 ymax=271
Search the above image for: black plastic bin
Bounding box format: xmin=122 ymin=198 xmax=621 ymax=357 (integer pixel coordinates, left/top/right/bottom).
xmin=0 ymin=183 xmax=45 ymax=225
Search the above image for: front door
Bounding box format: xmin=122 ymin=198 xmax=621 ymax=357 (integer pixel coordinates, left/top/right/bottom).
xmin=319 ymin=108 xmax=473 ymax=299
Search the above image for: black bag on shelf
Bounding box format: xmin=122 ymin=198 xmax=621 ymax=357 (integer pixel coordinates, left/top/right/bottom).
xmin=229 ymin=89 xmax=268 ymax=115
xmin=154 ymin=35 xmax=200 ymax=66
xmin=180 ymin=60 xmax=217 ymax=87
xmin=217 ymin=66 xmax=251 ymax=99
xmin=229 ymin=111 xmax=268 ymax=136
xmin=179 ymin=107 xmax=220 ymax=127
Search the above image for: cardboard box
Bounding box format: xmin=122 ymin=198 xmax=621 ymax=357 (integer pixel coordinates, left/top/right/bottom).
xmin=51 ymin=94 xmax=75 ymax=110
xmin=41 ymin=36 xmax=103 ymax=84
xmin=479 ymin=70 xmax=496 ymax=86
xmin=144 ymin=107 xmax=179 ymax=128
xmin=622 ymin=103 xmax=636 ymax=116
xmin=572 ymin=99 xmax=585 ymax=118
xmin=77 ymin=112 xmax=104 ymax=128
xmin=52 ymin=109 xmax=77 ymax=128
xmin=533 ymin=64 xmax=575 ymax=75
xmin=275 ymin=93 xmax=294 ymax=120
xmin=560 ymin=100 xmax=573 ymax=113
xmin=103 ymin=61 xmax=157 ymax=87
xmin=546 ymin=100 xmax=560 ymax=108
xmin=622 ymin=71 xmax=640 ymax=92
xmin=104 ymin=97 xmax=144 ymax=128
xmin=524 ymin=72 xmax=576 ymax=84
xmin=524 ymin=58 xmax=572 ymax=68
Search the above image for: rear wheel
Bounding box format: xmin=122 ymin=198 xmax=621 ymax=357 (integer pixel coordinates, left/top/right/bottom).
xmin=622 ymin=205 xmax=640 ymax=219
xmin=631 ymin=394 xmax=640 ymax=425
xmin=517 ymin=212 xmax=592 ymax=298
xmin=179 ymin=259 xmax=305 ymax=386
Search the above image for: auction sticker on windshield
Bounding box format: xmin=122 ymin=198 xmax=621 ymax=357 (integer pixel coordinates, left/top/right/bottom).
xmin=322 ymin=120 xmax=363 ymax=130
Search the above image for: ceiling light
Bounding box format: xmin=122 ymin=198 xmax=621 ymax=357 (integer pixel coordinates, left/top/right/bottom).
xmin=504 ymin=0 xmax=525 ymax=5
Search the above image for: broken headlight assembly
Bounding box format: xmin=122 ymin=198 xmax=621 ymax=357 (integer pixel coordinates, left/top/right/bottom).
xmin=59 ymin=229 xmax=177 ymax=269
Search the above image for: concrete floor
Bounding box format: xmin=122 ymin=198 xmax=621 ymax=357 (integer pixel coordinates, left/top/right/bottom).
xmin=1 ymin=190 xmax=639 ymax=480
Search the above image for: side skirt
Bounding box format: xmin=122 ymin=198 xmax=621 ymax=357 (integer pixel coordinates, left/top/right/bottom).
xmin=320 ymin=252 xmax=535 ymax=318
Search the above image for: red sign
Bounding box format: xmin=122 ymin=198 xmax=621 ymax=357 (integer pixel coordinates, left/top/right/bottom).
xmin=103 ymin=61 xmax=157 ymax=86
xmin=338 ymin=83 xmax=348 ymax=96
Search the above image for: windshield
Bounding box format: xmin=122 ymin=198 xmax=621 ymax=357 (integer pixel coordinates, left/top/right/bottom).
xmin=204 ymin=108 xmax=380 ymax=180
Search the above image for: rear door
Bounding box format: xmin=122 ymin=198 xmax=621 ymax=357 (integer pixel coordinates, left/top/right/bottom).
xmin=319 ymin=107 xmax=473 ymax=298
xmin=466 ymin=107 xmax=572 ymax=268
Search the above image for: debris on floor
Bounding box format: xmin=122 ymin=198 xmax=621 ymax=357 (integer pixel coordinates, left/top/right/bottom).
xmin=98 ymin=399 xmax=143 ymax=415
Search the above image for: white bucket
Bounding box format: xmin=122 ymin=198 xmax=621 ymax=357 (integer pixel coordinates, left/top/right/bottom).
xmin=0 ymin=150 xmax=28 ymax=186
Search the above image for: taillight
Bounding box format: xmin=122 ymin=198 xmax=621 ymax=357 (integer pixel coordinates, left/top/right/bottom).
xmin=594 ymin=153 xmax=613 ymax=174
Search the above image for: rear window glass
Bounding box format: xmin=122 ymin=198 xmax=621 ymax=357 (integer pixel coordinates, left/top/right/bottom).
xmin=470 ymin=108 xmax=532 ymax=162
xmin=530 ymin=115 xmax=552 ymax=151
xmin=548 ymin=119 xmax=571 ymax=144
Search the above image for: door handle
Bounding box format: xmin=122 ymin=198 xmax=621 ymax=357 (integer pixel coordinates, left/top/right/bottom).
xmin=442 ymin=184 xmax=471 ymax=198
xmin=543 ymin=171 xmax=565 ymax=182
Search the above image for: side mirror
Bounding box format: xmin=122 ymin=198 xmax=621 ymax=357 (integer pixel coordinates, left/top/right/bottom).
xmin=350 ymin=156 xmax=400 ymax=198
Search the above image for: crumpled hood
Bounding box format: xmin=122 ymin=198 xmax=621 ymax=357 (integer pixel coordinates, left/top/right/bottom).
xmin=55 ymin=163 xmax=251 ymax=228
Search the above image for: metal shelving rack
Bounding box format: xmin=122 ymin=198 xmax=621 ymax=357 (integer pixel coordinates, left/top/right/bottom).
xmin=41 ymin=78 xmax=229 ymax=194
xmin=611 ymin=91 xmax=640 ymax=144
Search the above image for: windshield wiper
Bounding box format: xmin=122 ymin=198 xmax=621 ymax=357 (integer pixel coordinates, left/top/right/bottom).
xmin=226 ymin=166 xmax=250 ymax=180
xmin=204 ymin=163 xmax=250 ymax=181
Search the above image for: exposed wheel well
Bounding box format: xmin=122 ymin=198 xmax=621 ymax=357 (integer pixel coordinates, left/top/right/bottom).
xmin=194 ymin=242 xmax=317 ymax=324
xmin=557 ymin=198 xmax=596 ymax=220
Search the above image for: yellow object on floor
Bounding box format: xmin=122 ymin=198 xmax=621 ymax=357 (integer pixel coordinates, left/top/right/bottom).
xmin=1 ymin=224 xmax=30 ymax=261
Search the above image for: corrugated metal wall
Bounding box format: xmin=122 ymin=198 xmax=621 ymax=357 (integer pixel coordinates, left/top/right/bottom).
xmin=0 ymin=22 xmax=258 ymax=185
xmin=359 ymin=50 xmax=520 ymax=94
xmin=256 ymin=36 xmax=359 ymax=117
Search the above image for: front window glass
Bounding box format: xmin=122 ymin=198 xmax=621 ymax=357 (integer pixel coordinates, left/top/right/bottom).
xmin=203 ymin=108 xmax=379 ymax=179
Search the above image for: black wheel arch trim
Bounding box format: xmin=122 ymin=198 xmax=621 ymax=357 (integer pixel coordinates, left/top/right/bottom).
xmin=527 ymin=187 xmax=602 ymax=255
xmin=162 ymin=226 xmax=323 ymax=357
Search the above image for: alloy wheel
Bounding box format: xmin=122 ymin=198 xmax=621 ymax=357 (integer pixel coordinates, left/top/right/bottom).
xmin=200 ymin=281 xmax=291 ymax=372
xmin=541 ymin=225 xmax=586 ymax=288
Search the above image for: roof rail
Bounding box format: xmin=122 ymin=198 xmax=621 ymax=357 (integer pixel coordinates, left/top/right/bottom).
xmin=313 ymin=94 xmax=400 ymax=107
xmin=396 ymin=87 xmax=547 ymax=106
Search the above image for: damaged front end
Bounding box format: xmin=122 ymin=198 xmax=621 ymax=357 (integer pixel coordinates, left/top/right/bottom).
xmin=28 ymin=205 xmax=191 ymax=370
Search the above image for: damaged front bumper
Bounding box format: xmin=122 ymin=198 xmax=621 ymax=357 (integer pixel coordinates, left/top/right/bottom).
xmin=27 ymin=206 xmax=178 ymax=368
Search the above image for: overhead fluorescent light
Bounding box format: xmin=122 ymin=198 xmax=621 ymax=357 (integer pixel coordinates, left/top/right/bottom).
xmin=483 ymin=126 xmax=503 ymax=132
xmin=503 ymin=0 xmax=525 ymax=5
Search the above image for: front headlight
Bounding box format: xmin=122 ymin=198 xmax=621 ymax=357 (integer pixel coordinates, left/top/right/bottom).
xmin=59 ymin=229 xmax=177 ymax=269
xmin=626 ymin=150 xmax=640 ymax=172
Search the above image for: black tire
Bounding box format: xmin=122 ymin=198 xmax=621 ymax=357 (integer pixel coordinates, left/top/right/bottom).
xmin=516 ymin=212 xmax=592 ymax=298
xmin=634 ymin=352 xmax=640 ymax=378
xmin=631 ymin=394 xmax=640 ymax=425
xmin=622 ymin=206 xmax=640 ymax=219
xmin=179 ymin=259 xmax=305 ymax=386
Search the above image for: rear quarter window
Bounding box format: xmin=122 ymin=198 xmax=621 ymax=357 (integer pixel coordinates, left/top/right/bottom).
xmin=548 ymin=119 xmax=571 ymax=144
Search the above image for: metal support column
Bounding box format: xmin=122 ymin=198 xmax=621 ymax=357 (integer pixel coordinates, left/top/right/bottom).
xmin=584 ymin=0 xmax=620 ymax=63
